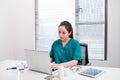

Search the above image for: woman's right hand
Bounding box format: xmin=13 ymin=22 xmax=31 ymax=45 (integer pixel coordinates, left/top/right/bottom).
xmin=51 ymin=63 xmax=62 ymax=70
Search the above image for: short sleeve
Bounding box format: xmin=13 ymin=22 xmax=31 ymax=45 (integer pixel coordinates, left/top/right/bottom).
xmin=73 ymin=41 xmax=82 ymax=64
xmin=49 ymin=44 xmax=54 ymax=61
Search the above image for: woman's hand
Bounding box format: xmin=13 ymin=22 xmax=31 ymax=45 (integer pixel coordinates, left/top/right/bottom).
xmin=51 ymin=64 xmax=62 ymax=70
xmin=51 ymin=60 xmax=78 ymax=70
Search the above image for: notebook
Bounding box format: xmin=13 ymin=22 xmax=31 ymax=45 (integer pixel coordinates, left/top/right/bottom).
xmin=24 ymin=49 xmax=52 ymax=75
xmin=78 ymin=67 xmax=104 ymax=78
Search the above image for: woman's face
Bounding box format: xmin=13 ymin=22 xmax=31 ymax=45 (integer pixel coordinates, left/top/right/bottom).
xmin=58 ymin=25 xmax=70 ymax=41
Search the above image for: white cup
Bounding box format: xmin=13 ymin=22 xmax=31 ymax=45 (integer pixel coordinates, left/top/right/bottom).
xmin=58 ymin=66 xmax=64 ymax=80
xmin=64 ymin=68 xmax=70 ymax=77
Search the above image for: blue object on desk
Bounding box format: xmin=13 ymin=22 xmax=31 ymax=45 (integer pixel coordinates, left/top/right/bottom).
xmin=6 ymin=67 xmax=17 ymax=70
xmin=78 ymin=68 xmax=104 ymax=78
xmin=6 ymin=67 xmax=24 ymax=70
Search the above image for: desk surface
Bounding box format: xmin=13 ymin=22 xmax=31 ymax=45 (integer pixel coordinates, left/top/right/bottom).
xmin=0 ymin=60 xmax=120 ymax=80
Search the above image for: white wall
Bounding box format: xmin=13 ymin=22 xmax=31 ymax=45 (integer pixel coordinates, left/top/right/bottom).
xmin=0 ymin=0 xmax=120 ymax=68
xmin=0 ymin=0 xmax=35 ymax=61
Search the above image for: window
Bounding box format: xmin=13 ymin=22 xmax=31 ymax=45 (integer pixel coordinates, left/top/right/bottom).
xmin=35 ymin=0 xmax=75 ymax=51
xmin=35 ymin=0 xmax=107 ymax=60
xmin=75 ymin=0 xmax=107 ymax=60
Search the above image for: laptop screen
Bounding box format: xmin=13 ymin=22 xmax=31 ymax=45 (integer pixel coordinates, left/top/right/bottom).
xmin=24 ymin=49 xmax=52 ymax=74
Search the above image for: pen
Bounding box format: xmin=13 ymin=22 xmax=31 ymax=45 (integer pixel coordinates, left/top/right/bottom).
xmin=6 ymin=67 xmax=17 ymax=70
xmin=6 ymin=67 xmax=25 ymax=70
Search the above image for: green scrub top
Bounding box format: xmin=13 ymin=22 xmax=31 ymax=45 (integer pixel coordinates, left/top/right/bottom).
xmin=50 ymin=38 xmax=82 ymax=64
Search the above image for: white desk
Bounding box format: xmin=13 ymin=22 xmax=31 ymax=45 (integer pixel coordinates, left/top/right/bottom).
xmin=0 ymin=60 xmax=120 ymax=80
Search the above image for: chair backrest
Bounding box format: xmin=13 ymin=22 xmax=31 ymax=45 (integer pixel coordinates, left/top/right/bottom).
xmin=80 ymin=43 xmax=89 ymax=65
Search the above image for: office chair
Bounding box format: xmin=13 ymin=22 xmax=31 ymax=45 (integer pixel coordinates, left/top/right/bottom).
xmin=80 ymin=43 xmax=90 ymax=66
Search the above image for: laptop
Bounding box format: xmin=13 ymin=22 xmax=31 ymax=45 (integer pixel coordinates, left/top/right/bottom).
xmin=24 ymin=49 xmax=52 ymax=75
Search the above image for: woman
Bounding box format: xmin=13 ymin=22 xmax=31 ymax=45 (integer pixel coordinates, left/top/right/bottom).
xmin=50 ymin=21 xmax=82 ymax=70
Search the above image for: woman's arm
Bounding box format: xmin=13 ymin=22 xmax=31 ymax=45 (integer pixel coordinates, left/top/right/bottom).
xmin=50 ymin=57 xmax=53 ymax=62
xmin=61 ymin=60 xmax=78 ymax=67
xmin=51 ymin=60 xmax=78 ymax=70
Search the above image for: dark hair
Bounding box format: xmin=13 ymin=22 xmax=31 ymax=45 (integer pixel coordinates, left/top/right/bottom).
xmin=58 ymin=21 xmax=74 ymax=38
